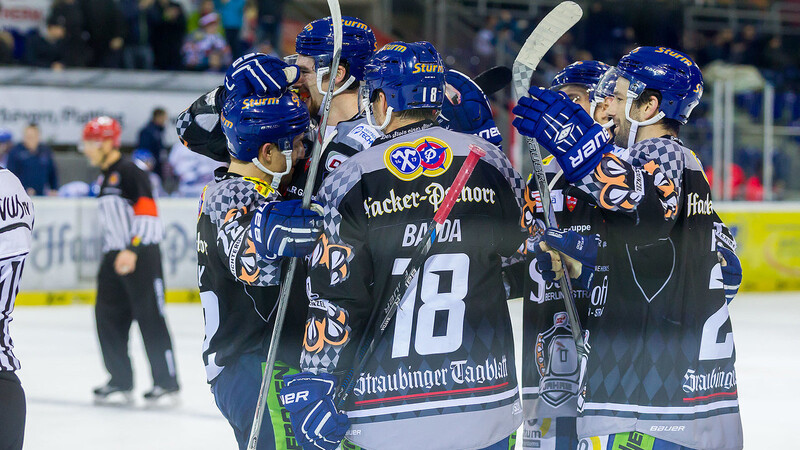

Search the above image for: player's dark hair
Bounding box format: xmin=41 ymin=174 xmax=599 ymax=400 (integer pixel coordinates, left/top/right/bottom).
xmin=339 ymin=60 xmax=360 ymax=93
xmin=634 ymin=88 xmax=681 ymax=135
xmin=396 ymin=108 xmax=439 ymax=122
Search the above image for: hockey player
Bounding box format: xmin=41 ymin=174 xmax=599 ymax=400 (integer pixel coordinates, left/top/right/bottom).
xmin=550 ymin=60 xmax=613 ymax=127
xmin=283 ymin=15 xmax=378 ymax=197
xmin=197 ymin=90 xmax=317 ymax=450
xmin=0 ymin=167 xmax=33 ymax=450
xmin=512 ymin=47 xmax=743 ymax=450
xmin=517 ymin=60 xmax=614 ymax=450
xmin=81 ymin=117 xmax=180 ymax=405
xmin=280 ymin=41 xmax=527 ymax=450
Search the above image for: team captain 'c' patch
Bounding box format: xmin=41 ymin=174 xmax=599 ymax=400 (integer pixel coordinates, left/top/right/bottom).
xmin=384 ymin=136 xmax=453 ymax=181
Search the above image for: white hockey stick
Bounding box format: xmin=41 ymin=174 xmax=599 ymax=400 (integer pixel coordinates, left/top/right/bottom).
xmin=246 ymin=1 xmax=343 ymax=448
xmin=511 ymin=1 xmax=588 ymax=361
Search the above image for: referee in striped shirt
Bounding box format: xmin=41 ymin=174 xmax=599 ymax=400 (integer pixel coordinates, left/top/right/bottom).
xmin=81 ymin=117 xmax=180 ymax=405
xmin=0 ymin=166 xmax=33 ymax=450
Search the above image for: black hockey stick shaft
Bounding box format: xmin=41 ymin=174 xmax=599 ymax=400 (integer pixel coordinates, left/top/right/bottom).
xmin=336 ymin=144 xmax=487 ymax=410
xmin=247 ymin=1 xmax=343 ymax=448
xmin=510 ymin=1 xmax=587 ymax=361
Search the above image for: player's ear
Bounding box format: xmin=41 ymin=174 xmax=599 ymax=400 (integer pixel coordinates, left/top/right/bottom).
xmin=259 ymin=143 xmax=273 ymax=164
xmin=335 ymin=64 xmax=347 ymax=85
xmin=643 ymin=94 xmax=660 ymax=121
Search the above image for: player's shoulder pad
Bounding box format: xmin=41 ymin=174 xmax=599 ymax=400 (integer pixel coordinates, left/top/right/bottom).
xmin=334 ymin=115 xmax=381 ymax=152
xmin=202 ymin=176 xmax=277 ymax=226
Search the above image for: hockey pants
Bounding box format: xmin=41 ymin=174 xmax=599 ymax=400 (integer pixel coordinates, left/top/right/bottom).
xmin=95 ymin=245 xmax=178 ymax=390
xmin=0 ymin=371 xmax=25 ymax=450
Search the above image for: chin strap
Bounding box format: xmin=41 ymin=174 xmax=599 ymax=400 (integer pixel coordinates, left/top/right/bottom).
xmin=315 ymin=69 xmax=356 ymax=97
xmin=624 ymin=93 xmax=665 ymax=148
xmin=364 ymin=96 xmax=393 ymax=131
xmin=253 ymin=150 xmax=293 ymax=190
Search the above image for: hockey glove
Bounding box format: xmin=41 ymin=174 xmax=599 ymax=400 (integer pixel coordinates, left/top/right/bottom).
xmin=717 ymin=246 xmax=742 ymax=304
xmin=281 ymin=372 xmax=350 ymax=450
xmin=512 ymin=86 xmax=613 ymax=183
xmin=224 ymin=53 xmax=300 ymax=99
xmin=250 ymin=199 xmax=323 ymax=260
xmin=439 ymin=69 xmax=503 ymax=148
xmin=535 ymin=228 xmax=599 ymax=290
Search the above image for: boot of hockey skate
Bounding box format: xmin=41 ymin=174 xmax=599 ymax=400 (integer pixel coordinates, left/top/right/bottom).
xmin=142 ymin=385 xmax=181 ymax=408
xmin=93 ymin=383 xmax=134 ymax=406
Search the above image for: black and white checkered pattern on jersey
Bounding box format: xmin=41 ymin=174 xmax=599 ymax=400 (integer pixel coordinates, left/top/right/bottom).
xmin=0 ymin=253 xmax=26 ymax=371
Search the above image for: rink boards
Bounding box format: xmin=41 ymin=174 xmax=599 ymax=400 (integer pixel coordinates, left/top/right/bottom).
xmin=14 ymin=198 xmax=800 ymax=306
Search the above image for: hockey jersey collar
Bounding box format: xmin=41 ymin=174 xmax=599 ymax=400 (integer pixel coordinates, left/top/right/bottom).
xmin=372 ymin=119 xmax=438 ymax=146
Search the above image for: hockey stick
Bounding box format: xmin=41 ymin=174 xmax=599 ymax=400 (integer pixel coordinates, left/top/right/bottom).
xmin=246 ymin=1 xmax=343 ymax=448
xmin=336 ymin=144 xmax=487 ymax=409
xmin=510 ymin=1 xmax=588 ymax=361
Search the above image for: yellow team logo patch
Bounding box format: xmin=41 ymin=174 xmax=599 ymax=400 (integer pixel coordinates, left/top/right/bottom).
xmin=384 ymin=136 xmax=453 ymax=181
xmin=242 ymin=177 xmax=275 ymax=198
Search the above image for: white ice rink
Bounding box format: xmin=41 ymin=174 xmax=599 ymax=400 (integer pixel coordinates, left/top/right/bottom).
xmin=11 ymin=292 xmax=799 ymax=449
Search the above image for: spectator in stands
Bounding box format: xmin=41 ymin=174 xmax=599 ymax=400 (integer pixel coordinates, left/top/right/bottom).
xmin=24 ymin=17 xmax=67 ymax=70
xmin=187 ymin=0 xmax=216 ymax=33
xmin=182 ymin=12 xmax=231 ymax=71
xmin=256 ymin=0 xmax=285 ymax=53
xmin=474 ymin=15 xmax=497 ymax=71
xmin=0 ymin=130 xmax=13 ymax=167
xmin=214 ymin=0 xmax=245 ymax=59
xmin=79 ymin=0 xmax=125 ymax=68
xmin=6 ymin=124 xmax=59 ymax=196
xmin=151 ymin=0 xmax=186 ymax=71
xmin=137 ymin=108 xmax=168 ymax=178
xmin=49 ymin=0 xmax=87 ymax=67
xmin=121 ymin=0 xmax=155 ymax=70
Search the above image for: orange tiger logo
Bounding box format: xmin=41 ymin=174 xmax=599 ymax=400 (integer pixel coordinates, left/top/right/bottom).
xmin=303 ymin=303 xmax=350 ymax=354
xmin=593 ymin=154 xmax=641 ymax=211
xmin=310 ymin=234 xmax=354 ymax=286
xmin=643 ymin=160 xmax=678 ymax=219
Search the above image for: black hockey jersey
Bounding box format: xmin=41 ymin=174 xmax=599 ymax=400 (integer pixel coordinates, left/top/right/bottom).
xmin=519 ymin=155 xmax=607 ymax=422
xmin=302 ymin=121 xmax=527 ymax=450
xmin=570 ymin=137 xmax=743 ymax=450
xmin=197 ymin=169 xmax=305 ymax=382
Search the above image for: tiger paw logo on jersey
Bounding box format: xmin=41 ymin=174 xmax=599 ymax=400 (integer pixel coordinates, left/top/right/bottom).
xmin=643 ymin=160 xmax=678 ymax=219
xmin=521 ymin=184 xmax=541 ymax=235
xmin=303 ymin=300 xmax=351 ymax=354
xmin=384 ymin=137 xmax=453 ymax=181
xmin=311 ymin=234 xmax=354 ymax=285
xmin=593 ymin=153 xmax=643 ymax=211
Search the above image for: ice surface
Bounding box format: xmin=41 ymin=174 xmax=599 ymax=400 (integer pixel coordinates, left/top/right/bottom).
xmin=11 ymin=293 xmax=797 ymax=449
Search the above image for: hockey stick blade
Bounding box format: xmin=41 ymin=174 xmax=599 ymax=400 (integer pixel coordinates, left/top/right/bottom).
xmin=473 ymin=66 xmax=512 ymax=96
xmin=246 ymin=1 xmax=343 ymax=448
xmin=336 ymin=144 xmax=487 ymax=409
xmin=511 ymin=1 xmax=582 ymax=102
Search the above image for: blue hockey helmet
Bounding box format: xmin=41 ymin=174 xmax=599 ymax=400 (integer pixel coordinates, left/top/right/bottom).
xmin=438 ymin=69 xmax=502 ymax=147
xmin=221 ymin=91 xmax=310 ymax=188
xmin=363 ymin=41 xmax=445 ymax=129
xmin=0 ymin=129 xmax=11 ymax=143
xmin=613 ymin=46 xmax=703 ymax=147
xmin=131 ymin=149 xmax=156 ymax=171
xmin=294 ymin=16 xmax=376 ymax=82
xmin=551 ymin=60 xmax=611 ymax=92
xmin=617 ymin=46 xmax=703 ymax=125
xmin=552 ymin=60 xmax=612 ymax=124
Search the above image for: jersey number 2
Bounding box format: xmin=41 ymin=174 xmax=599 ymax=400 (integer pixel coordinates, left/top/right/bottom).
xmin=391 ymin=253 xmax=469 ymax=358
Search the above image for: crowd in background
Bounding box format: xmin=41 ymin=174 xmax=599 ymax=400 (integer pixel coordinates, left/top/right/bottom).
xmin=0 ymin=0 xmax=286 ymax=72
